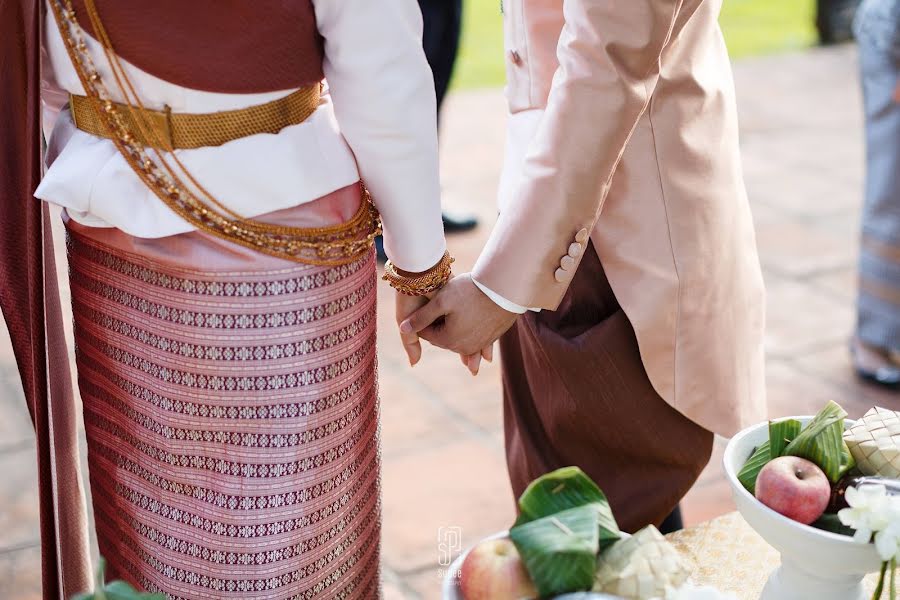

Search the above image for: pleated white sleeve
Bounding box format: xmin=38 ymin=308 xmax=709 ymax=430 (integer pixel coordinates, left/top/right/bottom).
xmin=313 ymin=0 xmax=447 ymax=272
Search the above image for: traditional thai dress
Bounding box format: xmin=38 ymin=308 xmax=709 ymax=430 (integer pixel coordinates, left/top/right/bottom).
xmin=2 ymin=1 xmax=446 ymax=598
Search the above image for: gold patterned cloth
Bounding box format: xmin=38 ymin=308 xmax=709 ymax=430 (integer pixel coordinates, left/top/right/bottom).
xmin=666 ymin=512 xmax=893 ymax=599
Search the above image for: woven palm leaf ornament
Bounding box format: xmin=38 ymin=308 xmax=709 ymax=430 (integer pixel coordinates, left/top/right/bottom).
xmin=844 ymin=407 xmax=900 ymax=478
xmin=593 ymin=526 xmax=692 ymax=599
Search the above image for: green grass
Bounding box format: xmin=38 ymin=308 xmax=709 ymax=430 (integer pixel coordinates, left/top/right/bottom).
xmin=452 ymin=0 xmax=819 ymax=90
xmin=454 ymin=0 xmax=506 ymax=90
xmin=720 ymin=0 xmax=818 ymax=58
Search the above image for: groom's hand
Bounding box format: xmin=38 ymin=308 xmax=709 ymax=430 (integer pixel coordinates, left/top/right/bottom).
xmin=401 ymin=273 xmax=519 ymax=358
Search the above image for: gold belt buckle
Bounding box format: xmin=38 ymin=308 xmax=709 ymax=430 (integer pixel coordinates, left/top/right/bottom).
xmin=68 ymin=92 xmax=84 ymax=130
xmin=159 ymin=104 xmax=176 ymax=149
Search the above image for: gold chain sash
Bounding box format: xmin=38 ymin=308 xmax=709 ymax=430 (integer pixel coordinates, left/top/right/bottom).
xmin=48 ymin=0 xmax=381 ymax=266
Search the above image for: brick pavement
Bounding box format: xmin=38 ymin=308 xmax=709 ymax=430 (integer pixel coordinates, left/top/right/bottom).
xmin=1 ymin=44 xmax=898 ymax=599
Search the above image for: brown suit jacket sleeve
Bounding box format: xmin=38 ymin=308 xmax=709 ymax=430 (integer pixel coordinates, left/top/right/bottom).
xmin=473 ymin=0 xmax=683 ymax=310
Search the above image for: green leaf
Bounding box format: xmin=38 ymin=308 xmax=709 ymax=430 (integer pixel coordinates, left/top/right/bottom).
xmin=514 ymin=467 xmax=620 ymax=550
xmin=71 ymin=558 xmax=166 ymax=600
xmin=104 ymin=581 xmax=166 ymax=600
xmin=516 ymin=466 xmax=609 ymax=524
xmin=510 ymin=468 xmax=622 ymax=596
xmin=839 ymin=441 xmax=857 ymax=479
xmin=811 ymin=513 xmax=856 ymax=537
xmin=738 ymin=441 xmax=772 ymax=494
xmin=784 ymin=400 xmax=848 ymax=482
xmin=510 ymin=504 xmax=602 ymax=597
xmin=769 ymin=418 xmax=802 ymax=459
xmin=738 ymin=419 xmax=804 ymax=494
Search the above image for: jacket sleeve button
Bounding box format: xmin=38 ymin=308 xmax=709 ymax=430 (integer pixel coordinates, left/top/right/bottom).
xmin=560 ymin=255 xmax=575 ymax=271
xmin=554 ymin=268 xmax=568 ymax=283
xmin=568 ymin=242 xmax=583 ymax=258
xmin=575 ymin=228 xmax=589 ymax=244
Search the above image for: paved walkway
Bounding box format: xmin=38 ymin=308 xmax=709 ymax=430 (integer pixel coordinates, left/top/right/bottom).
xmin=2 ymin=44 xmax=897 ymax=599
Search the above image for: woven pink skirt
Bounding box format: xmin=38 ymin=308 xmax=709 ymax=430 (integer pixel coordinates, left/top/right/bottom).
xmin=65 ymin=184 xmax=381 ymax=599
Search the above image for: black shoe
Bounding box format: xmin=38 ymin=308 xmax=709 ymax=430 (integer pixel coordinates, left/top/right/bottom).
xmin=850 ymin=339 xmax=900 ymax=389
xmin=658 ymin=505 xmax=684 ymax=534
xmin=854 ymin=363 xmax=900 ymax=388
xmin=375 ymin=210 xmax=477 ymax=265
xmin=442 ymin=210 xmax=478 ymax=233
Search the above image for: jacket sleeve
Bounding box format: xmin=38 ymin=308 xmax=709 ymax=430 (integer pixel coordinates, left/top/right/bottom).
xmin=473 ymin=0 xmax=683 ymax=309
xmin=312 ymin=0 xmax=447 ymax=272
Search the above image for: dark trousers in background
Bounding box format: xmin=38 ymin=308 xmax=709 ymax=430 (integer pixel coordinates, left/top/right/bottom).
xmin=418 ymin=0 xmax=463 ymax=115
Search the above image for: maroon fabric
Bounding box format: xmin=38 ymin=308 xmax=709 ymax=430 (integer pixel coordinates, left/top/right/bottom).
xmin=68 ymin=0 xmax=325 ymax=93
xmin=1 ymin=1 xmax=91 ymax=597
xmin=500 ymin=243 xmax=714 ymax=533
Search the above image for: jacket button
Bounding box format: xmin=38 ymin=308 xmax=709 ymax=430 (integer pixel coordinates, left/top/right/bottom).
xmin=575 ymin=228 xmax=589 ymax=244
xmin=509 ymin=50 xmax=523 ymax=66
xmin=568 ymin=243 xmax=583 ymax=258
xmin=554 ymin=268 xmax=568 ymax=283
xmin=560 ymin=255 xmax=575 ymax=271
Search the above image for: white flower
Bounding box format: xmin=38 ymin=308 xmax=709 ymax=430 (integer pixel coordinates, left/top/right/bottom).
xmin=875 ymin=521 xmax=900 ymax=562
xmin=838 ymin=484 xmax=895 ymax=544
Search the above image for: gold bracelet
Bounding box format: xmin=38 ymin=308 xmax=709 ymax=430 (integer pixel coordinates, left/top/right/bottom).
xmin=382 ymin=251 xmax=454 ymax=296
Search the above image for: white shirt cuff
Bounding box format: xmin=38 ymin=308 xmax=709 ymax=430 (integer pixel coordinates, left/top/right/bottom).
xmin=472 ymin=278 xmax=541 ymax=314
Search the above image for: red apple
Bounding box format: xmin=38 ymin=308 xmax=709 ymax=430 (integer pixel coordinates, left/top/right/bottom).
xmin=755 ymin=456 xmax=831 ymax=524
xmin=459 ymin=537 xmax=537 ymax=600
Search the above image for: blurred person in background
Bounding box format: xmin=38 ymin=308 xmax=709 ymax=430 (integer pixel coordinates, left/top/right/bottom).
xmin=374 ymin=0 xmax=477 ymax=262
xmin=817 ymin=0 xmax=862 ymax=44
xmin=850 ymin=0 xmax=900 ymax=387
xmin=418 ymin=0 xmax=479 ymax=233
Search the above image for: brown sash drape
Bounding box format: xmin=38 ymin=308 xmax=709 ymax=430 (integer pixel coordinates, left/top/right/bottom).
xmin=0 ymin=0 xmax=92 ymax=597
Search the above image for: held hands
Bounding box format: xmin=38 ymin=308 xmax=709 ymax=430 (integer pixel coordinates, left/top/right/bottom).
xmin=394 ymin=279 xmax=497 ymax=375
xmin=396 ymin=273 xmax=518 ymax=374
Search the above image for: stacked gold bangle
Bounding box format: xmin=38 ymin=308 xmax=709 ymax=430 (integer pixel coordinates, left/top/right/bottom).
xmin=383 ymin=251 xmax=455 ymax=296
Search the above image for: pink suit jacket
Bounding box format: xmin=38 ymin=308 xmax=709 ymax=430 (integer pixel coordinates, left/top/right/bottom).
xmin=473 ymin=0 xmax=767 ymax=437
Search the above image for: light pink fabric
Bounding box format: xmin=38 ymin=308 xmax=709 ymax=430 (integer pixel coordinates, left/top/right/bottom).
xmin=65 ymin=184 xmax=381 ymax=598
xmin=475 ymin=0 xmax=766 ymax=437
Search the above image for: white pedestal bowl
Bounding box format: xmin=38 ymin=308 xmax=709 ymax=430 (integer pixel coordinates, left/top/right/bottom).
xmin=723 ymin=417 xmax=883 ymax=600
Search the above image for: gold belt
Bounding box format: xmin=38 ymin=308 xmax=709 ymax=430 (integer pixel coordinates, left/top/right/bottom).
xmin=69 ymin=84 xmax=321 ymax=150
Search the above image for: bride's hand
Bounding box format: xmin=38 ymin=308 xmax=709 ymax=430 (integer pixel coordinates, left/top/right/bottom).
xmin=395 ymin=290 xmax=430 ymax=366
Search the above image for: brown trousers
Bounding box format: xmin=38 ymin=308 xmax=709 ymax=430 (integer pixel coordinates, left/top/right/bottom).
xmin=500 ymin=243 xmax=714 ymax=533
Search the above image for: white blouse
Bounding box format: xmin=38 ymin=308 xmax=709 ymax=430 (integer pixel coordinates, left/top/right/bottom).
xmin=36 ymin=0 xmax=447 ymax=273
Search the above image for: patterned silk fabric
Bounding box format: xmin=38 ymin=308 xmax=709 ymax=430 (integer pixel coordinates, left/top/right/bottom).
xmin=66 ymin=218 xmax=381 ymax=598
